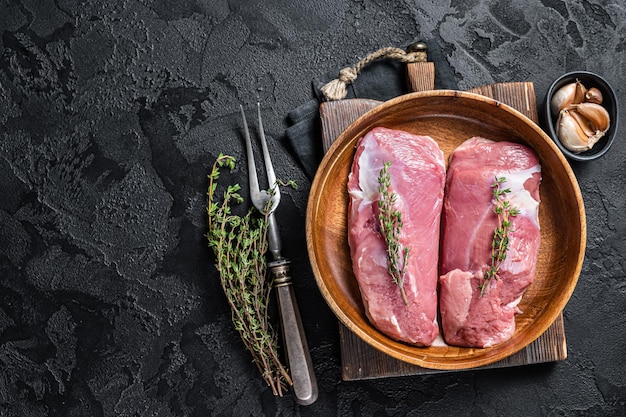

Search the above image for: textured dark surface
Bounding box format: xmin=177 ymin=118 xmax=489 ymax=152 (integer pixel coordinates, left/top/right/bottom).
xmin=1 ymin=1 xmax=625 ymax=416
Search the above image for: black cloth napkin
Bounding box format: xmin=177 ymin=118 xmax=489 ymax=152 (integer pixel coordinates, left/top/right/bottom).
xmin=285 ymin=39 xmax=459 ymax=179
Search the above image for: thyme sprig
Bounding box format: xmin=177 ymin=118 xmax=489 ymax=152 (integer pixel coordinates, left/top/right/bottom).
xmin=206 ymin=154 xmax=292 ymax=396
xmin=479 ymin=176 xmax=520 ymax=296
xmin=377 ymin=161 xmax=410 ymax=305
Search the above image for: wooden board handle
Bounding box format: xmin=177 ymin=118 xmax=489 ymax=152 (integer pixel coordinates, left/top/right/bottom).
xmin=407 ymin=61 xmax=435 ymax=93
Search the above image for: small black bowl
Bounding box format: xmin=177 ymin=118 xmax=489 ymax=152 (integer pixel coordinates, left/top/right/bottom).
xmin=542 ymin=71 xmax=619 ymax=161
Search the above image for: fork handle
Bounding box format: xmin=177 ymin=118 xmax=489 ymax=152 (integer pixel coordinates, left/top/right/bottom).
xmin=270 ymin=261 xmax=318 ymax=405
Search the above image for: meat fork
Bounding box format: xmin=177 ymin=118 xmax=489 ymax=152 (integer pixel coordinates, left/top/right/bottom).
xmin=240 ymin=103 xmax=318 ymax=405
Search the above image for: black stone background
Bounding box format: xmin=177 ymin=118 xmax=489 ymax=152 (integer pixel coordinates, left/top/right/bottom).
xmin=1 ymin=0 xmax=625 ymax=416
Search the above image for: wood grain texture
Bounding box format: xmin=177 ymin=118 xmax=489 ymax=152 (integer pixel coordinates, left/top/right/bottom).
xmin=320 ymin=99 xmax=382 ymax=152
xmin=406 ymin=62 xmax=435 ymax=92
xmin=339 ymin=307 xmax=567 ymax=380
xmin=309 ymin=84 xmax=584 ymax=376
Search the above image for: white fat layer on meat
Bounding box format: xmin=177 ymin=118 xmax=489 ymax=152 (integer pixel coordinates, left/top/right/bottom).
xmin=352 ymin=138 xmax=387 ymax=202
xmin=497 ymin=165 xmax=541 ymax=228
xmin=389 ymin=314 xmax=401 ymax=334
xmin=506 ymin=294 xmax=524 ymax=309
xmin=431 ymin=333 xmax=448 ymax=347
xmin=356 ymin=247 xmax=387 ymax=271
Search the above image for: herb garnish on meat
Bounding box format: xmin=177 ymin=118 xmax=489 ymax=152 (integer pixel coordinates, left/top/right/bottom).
xmin=479 ymin=176 xmax=520 ymax=296
xmin=377 ymin=161 xmax=410 ymax=305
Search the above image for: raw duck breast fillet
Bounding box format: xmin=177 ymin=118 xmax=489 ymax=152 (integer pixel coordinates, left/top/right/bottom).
xmin=347 ymin=127 xmax=446 ymax=346
xmin=439 ymin=137 xmax=542 ymax=348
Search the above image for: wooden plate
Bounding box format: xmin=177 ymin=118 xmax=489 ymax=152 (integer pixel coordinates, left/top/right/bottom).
xmin=306 ymin=90 xmax=586 ymax=370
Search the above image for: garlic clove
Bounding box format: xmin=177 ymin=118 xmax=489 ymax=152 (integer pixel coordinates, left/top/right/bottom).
xmin=550 ymin=80 xmax=587 ymax=116
xmin=575 ymin=81 xmax=588 ymax=104
xmin=550 ymin=82 xmax=576 ymax=116
xmin=568 ymin=109 xmax=595 ymax=137
xmin=569 ymin=102 xmax=610 ymax=133
xmin=557 ymin=109 xmax=595 ymax=153
xmin=585 ymin=87 xmax=603 ymax=104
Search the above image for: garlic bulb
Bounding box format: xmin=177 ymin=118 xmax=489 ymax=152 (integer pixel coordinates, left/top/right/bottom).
xmin=552 ymin=80 xmax=611 ymax=153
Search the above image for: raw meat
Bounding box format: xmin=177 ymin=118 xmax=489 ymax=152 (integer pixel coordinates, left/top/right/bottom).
xmin=439 ymin=137 xmax=541 ymax=348
xmin=347 ymin=127 xmax=445 ymax=346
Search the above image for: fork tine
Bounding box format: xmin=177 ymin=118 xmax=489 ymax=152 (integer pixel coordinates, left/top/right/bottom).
xmin=256 ymin=103 xmax=281 ymax=205
xmin=240 ymin=105 xmax=263 ymax=210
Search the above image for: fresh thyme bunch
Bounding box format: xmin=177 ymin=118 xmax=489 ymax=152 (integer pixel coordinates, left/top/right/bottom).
xmin=206 ymin=154 xmax=292 ymax=396
xmin=377 ymin=161 xmax=410 ymax=305
xmin=480 ymin=176 xmax=520 ymax=296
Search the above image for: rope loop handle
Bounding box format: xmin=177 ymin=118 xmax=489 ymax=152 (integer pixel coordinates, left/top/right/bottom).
xmin=321 ymin=42 xmax=428 ymax=101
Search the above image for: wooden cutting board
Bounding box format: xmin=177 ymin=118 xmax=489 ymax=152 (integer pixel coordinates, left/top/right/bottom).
xmin=318 ymin=63 xmax=567 ymax=380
